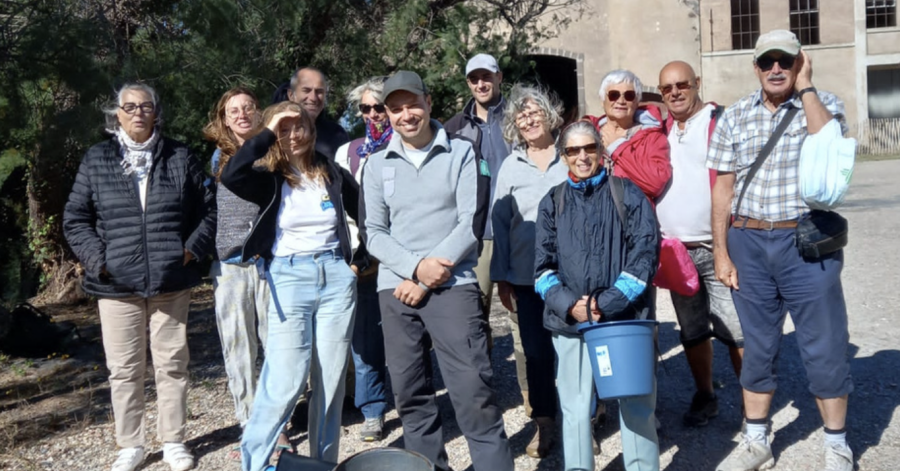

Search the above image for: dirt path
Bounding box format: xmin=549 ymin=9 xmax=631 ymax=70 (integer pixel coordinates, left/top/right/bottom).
xmin=2 ymin=160 xmax=898 ymax=471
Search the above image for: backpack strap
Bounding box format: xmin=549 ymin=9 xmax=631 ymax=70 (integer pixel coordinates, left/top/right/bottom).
xmin=608 ymin=176 xmax=627 ymax=226
xmin=554 ymin=183 xmax=566 ymax=217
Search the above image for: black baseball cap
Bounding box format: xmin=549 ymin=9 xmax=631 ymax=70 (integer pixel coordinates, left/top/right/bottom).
xmin=383 ymin=71 xmax=428 ymax=101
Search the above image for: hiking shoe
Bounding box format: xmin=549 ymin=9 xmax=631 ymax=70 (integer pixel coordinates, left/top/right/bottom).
xmin=716 ymin=436 xmax=774 ymax=471
xmin=525 ymin=417 xmax=555 ymax=458
xmin=111 ymin=446 xmax=144 ymax=471
xmin=162 ymin=442 xmax=195 ymax=471
xmin=684 ymin=391 xmax=719 ymax=427
xmin=360 ymin=416 xmax=384 ymax=442
xmin=820 ymin=442 xmax=853 ymax=471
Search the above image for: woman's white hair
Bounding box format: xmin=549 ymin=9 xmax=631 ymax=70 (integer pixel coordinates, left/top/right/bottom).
xmin=347 ymin=76 xmax=387 ymax=117
xmin=501 ymin=83 xmax=564 ymax=146
xmin=102 ymin=83 xmax=162 ymax=133
xmin=599 ymin=69 xmax=643 ymax=103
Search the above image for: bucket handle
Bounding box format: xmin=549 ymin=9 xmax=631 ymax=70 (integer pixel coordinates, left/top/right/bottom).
xmin=585 ymin=287 xmax=605 ymax=325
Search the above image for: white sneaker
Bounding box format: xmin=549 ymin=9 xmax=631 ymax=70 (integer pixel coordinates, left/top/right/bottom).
xmin=162 ymin=442 xmax=195 ymax=471
xmin=111 ymin=446 xmax=144 ymax=471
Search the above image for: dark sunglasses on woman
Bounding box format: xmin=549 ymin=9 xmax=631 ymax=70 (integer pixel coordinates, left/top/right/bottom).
xmin=607 ymin=90 xmax=636 ymax=102
xmin=359 ymin=103 xmax=386 ymax=114
xmin=563 ymin=143 xmax=600 ymax=158
xmin=756 ymin=54 xmax=796 ymax=72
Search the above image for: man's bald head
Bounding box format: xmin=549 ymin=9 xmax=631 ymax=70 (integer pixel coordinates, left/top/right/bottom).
xmin=658 ymin=60 xmax=703 ymax=122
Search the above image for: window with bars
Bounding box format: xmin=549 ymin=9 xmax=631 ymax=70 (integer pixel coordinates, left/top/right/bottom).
xmin=867 ymin=0 xmax=897 ymax=28
xmin=790 ymin=0 xmax=820 ymax=45
xmin=731 ymin=0 xmax=760 ymax=50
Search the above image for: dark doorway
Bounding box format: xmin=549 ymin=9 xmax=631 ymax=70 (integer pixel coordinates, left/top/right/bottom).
xmin=522 ymin=55 xmax=580 ymax=124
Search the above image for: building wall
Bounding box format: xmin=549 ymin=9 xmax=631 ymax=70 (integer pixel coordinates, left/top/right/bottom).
xmin=867 ymin=28 xmax=900 ymax=55
xmin=539 ymin=0 xmax=700 ymax=116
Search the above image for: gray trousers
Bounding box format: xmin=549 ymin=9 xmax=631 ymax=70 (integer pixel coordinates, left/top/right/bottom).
xmin=379 ymin=283 xmax=513 ymax=471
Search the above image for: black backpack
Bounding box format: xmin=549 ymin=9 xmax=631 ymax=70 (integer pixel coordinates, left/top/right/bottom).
xmin=0 ymin=303 xmax=80 ymax=358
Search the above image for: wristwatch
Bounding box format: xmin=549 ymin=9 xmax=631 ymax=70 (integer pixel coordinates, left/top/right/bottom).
xmin=797 ymin=87 xmax=817 ymax=98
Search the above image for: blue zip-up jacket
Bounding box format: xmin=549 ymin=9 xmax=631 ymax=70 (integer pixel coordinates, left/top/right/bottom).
xmin=534 ymin=170 xmax=660 ymax=335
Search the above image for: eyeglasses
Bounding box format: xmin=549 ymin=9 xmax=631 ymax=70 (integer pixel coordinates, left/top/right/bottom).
xmin=225 ymin=104 xmax=257 ymax=118
xmin=756 ymin=54 xmax=796 ymax=72
xmin=658 ymin=81 xmax=695 ymax=95
xmin=563 ymin=143 xmax=600 ymax=158
xmin=120 ymin=102 xmax=155 ymax=115
xmin=358 ymin=103 xmax=386 ymax=114
xmin=515 ymin=110 xmax=544 ymax=125
xmin=606 ymin=90 xmax=636 ymax=102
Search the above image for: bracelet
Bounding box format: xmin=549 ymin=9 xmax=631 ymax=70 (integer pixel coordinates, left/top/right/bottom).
xmin=797 ymin=87 xmax=817 ymax=98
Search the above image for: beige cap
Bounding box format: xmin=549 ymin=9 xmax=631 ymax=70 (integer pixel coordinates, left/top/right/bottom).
xmin=754 ymin=30 xmax=801 ymax=59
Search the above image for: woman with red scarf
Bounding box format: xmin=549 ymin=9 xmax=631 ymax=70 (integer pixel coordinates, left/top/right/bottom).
xmin=335 ymin=76 xmax=392 ymax=442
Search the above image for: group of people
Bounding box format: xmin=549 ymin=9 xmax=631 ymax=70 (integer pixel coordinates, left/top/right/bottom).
xmin=62 ymin=28 xmax=854 ymax=471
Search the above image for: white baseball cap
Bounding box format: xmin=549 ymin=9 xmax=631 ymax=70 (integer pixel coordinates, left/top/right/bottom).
xmin=465 ymin=54 xmax=500 ymax=76
xmin=754 ymin=30 xmax=801 ymax=59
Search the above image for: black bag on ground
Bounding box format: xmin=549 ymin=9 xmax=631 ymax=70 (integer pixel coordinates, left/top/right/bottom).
xmin=0 ymin=303 xmax=80 ymax=358
xmin=275 ymin=451 xmax=336 ymax=471
xmin=794 ymin=210 xmax=848 ymax=259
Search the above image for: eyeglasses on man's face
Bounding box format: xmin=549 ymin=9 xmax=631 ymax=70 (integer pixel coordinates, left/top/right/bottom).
xmin=658 ymin=81 xmax=695 ymax=95
xmin=756 ymin=54 xmax=796 ymax=72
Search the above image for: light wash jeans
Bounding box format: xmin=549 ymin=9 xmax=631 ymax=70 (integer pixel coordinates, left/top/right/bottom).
xmin=553 ymin=332 xmax=659 ymax=471
xmin=240 ymin=250 xmax=357 ymax=471
xmin=211 ymin=260 xmax=269 ymax=427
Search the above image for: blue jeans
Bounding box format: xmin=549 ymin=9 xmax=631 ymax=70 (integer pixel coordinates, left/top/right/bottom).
xmin=553 ymin=332 xmax=659 ymax=471
xmin=240 ymin=251 xmax=356 ymax=471
xmin=350 ymin=277 xmax=387 ymax=419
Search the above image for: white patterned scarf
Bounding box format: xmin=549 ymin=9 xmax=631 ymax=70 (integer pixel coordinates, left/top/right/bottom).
xmin=116 ymin=128 xmax=160 ymax=177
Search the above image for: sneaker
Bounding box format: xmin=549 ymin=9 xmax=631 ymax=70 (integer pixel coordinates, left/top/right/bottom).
xmin=111 ymin=447 xmax=144 ymax=471
xmin=525 ymin=417 xmax=554 ymax=458
xmin=820 ymin=442 xmax=853 ymax=471
xmin=684 ymin=391 xmax=719 ymax=427
xmin=162 ymin=442 xmax=195 ymax=471
xmin=716 ymin=436 xmax=774 ymax=471
xmin=360 ymin=416 xmax=384 ymax=442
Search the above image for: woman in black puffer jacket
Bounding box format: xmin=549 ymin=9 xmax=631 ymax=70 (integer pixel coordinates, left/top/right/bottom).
xmin=63 ymin=83 xmax=215 ymax=471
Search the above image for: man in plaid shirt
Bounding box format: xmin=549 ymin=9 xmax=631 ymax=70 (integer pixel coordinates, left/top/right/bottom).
xmin=708 ymin=30 xmax=853 ymax=471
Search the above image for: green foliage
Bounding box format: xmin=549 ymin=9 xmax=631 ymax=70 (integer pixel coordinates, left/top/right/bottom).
xmin=0 ymin=0 xmax=582 ymax=301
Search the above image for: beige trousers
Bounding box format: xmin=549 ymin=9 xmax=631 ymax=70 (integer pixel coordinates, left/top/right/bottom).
xmin=473 ymin=240 xmax=529 ymax=404
xmin=98 ymin=289 xmax=191 ymax=448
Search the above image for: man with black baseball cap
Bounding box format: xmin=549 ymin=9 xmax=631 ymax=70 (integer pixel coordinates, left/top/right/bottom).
xmin=360 ymin=70 xmax=513 ymax=471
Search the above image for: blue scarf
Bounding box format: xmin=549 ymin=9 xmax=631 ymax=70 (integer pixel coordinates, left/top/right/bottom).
xmin=356 ymin=120 xmax=393 ymax=159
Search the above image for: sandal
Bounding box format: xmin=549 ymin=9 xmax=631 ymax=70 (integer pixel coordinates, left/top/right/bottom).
xmin=269 ymin=433 xmax=293 ymax=464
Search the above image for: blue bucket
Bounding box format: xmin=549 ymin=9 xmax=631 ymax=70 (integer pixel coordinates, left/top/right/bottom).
xmin=577 ymin=319 xmax=658 ymax=400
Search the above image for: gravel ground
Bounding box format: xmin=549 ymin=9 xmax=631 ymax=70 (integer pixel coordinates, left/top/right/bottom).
xmin=2 ymin=160 xmax=899 ymax=471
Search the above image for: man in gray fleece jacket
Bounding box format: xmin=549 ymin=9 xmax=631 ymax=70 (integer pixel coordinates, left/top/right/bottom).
xmin=360 ymin=71 xmax=513 ymax=471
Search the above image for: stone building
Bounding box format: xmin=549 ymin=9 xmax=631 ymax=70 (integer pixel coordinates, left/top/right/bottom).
xmin=528 ymin=0 xmax=900 ymax=145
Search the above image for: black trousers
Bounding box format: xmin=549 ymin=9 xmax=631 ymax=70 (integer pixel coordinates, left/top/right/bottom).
xmin=379 ymin=283 xmax=513 ymax=471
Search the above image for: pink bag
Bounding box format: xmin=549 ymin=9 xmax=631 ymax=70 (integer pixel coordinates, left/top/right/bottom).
xmin=653 ymin=238 xmax=700 ymax=296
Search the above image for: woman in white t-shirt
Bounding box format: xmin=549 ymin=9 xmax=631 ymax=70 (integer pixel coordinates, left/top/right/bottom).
xmin=221 ymin=101 xmax=364 ymax=471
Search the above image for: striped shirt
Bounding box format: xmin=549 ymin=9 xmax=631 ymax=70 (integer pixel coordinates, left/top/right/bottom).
xmin=707 ymin=89 xmax=847 ymax=222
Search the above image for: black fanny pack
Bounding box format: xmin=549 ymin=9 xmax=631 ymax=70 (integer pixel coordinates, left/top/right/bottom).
xmin=794 ymin=210 xmax=848 ymax=259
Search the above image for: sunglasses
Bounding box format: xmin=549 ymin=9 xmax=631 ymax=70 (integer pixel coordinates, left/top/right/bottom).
xmin=658 ymin=81 xmax=695 ymax=95
xmin=120 ymin=102 xmax=155 ymax=115
xmin=756 ymin=54 xmax=796 ymax=72
xmin=607 ymin=90 xmax=637 ymax=102
xmin=563 ymin=143 xmax=600 ymax=158
xmin=358 ymin=103 xmax=386 ymax=114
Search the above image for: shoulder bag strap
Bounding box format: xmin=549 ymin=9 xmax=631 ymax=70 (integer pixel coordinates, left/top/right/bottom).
xmin=734 ymin=106 xmax=800 ymax=217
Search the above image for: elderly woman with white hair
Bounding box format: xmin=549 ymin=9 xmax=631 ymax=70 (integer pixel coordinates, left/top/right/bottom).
xmin=334 ymin=76 xmax=391 ymax=442
xmin=490 ymin=83 xmax=567 ymax=459
xmin=63 ymin=83 xmax=216 ymax=471
xmin=583 ymin=69 xmax=671 ymax=201
xmin=534 ymin=121 xmax=660 ymax=471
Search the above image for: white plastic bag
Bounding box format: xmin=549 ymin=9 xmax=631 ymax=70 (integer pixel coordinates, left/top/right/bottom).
xmin=799 ymin=119 xmax=856 ymax=210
